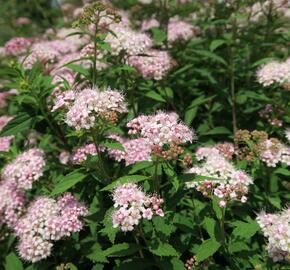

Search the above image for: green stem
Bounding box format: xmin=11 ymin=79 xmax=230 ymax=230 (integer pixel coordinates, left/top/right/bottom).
xmin=92 ymin=24 xmax=98 ymax=87
xmin=91 ymin=128 xmax=110 ymax=180
xmin=153 ymin=157 xmax=160 ymax=192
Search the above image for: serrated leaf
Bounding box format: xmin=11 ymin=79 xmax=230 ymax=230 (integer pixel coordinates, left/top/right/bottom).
xmin=149 ymin=242 xmax=179 ymax=257
xmin=101 ymin=175 xmax=149 ymax=191
xmin=153 ymin=217 xmax=176 ymax=237
xmin=104 ymin=243 xmax=139 ymax=257
xmin=100 ymin=208 xmax=118 ymax=244
xmin=232 ymin=220 xmax=259 ymax=239
xmin=5 ymin=252 xmax=23 ymax=270
xmin=50 ymin=170 xmax=86 ymax=196
xmin=196 ymin=239 xmax=221 ymax=262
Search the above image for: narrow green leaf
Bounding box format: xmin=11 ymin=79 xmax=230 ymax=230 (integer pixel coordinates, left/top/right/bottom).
xmin=210 ymin=39 xmax=226 ymax=52
xmin=145 ymin=91 xmax=166 ymax=102
xmin=101 ymin=175 xmax=149 ymax=191
xmin=1 ymin=113 xmax=33 ymax=136
xmin=50 ymin=170 xmax=86 ymax=196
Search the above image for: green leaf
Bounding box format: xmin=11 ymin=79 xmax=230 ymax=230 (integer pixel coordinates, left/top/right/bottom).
xmin=103 ymin=141 xmax=124 ymax=151
xmin=151 ymin=28 xmax=167 ymax=45
xmin=5 ymin=252 xmax=23 ymax=270
xmin=231 ymin=220 xmax=259 ymax=239
xmin=145 ymin=91 xmax=166 ymax=102
xmin=196 ymin=239 xmax=221 ymax=262
xmin=66 ymin=64 xmax=89 ymax=77
xmin=149 ymin=242 xmax=179 ymax=257
xmin=268 ymin=196 xmax=281 ymax=209
xmin=104 ymin=243 xmax=139 ymax=257
xmin=203 ymin=127 xmax=231 ymax=136
xmin=0 ymin=113 xmax=33 ymax=136
xmin=153 ymin=217 xmax=176 ymax=237
xmin=203 ymin=217 xmax=217 ymax=240
xmin=100 ymin=208 xmax=118 ymax=244
xmin=274 ymin=168 xmax=290 ymax=176
xmin=228 ymin=242 xmax=249 ymax=253
xmin=101 ymin=175 xmax=149 ymax=191
xmin=210 ymin=40 xmax=226 ymax=52
xmin=50 ymin=170 xmax=86 ymax=196
xmin=160 ymin=258 xmax=187 ymax=270
xmin=128 ymin=161 xmax=153 ymax=174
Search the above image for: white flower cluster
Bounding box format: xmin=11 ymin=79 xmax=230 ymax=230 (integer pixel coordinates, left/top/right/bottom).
xmin=257 ymin=208 xmax=290 ymax=263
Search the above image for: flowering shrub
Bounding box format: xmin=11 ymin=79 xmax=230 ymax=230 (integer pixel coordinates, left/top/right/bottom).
xmin=0 ymin=0 xmax=289 ymax=269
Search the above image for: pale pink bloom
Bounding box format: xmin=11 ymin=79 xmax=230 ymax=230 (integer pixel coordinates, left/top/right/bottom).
xmin=105 ymin=23 xmax=153 ymax=56
xmin=168 ymin=18 xmax=200 ymax=45
xmin=15 ymin=17 xmax=31 ymax=26
xmin=2 ymin=148 xmax=45 ymax=190
xmin=127 ymin=111 xmax=194 ymax=147
xmin=112 ymin=183 xmax=164 ymax=231
xmin=107 ymin=135 xmax=152 ymax=166
xmin=15 ymin=194 xmax=87 ymax=262
xmin=128 ymin=49 xmax=172 ymax=80
xmin=4 ymin=37 xmax=32 ymax=56
xmin=141 ymin=18 xmax=160 ymax=31
xmin=0 ymin=180 xmax=25 ymax=228
xmin=59 ymin=151 xmax=70 ymax=165
xmin=0 ymin=136 xmax=14 ymax=152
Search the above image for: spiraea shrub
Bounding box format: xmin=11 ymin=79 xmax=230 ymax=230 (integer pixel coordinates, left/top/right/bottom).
xmin=0 ymin=0 xmax=289 ymax=269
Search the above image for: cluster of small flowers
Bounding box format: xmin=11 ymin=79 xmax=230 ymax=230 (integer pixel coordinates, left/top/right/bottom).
xmin=0 ymin=180 xmax=25 ymax=228
xmin=196 ymin=143 xmax=235 ymax=161
xmin=15 ymin=194 xmax=88 ymax=262
xmin=168 ymin=18 xmax=200 ymax=46
xmin=257 ymin=58 xmax=290 ymax=87
xmin=15 ymin=17 xmax=31 ymax=26
xmin=259 ymin=139 xmax=290 ymax=167
xmin=257 ymin=208 xmax=290 ymax=263
xmin=64 ymin=88 xmax=127 ymax=130
xmin=112 ymin=183 xmax=164 ymax=231
xmin=248 ymin=0 xmax=290 ymax=22
xmin=127 ymin=112 xmax=194 ymax=147
xmin=4 ymin=37 xmax=32 ymax=56
xmin=107 ymin=135 xmax=152 ymax=166
xmin=141 ymin=17 xmax=160 ymax=31
xmin=71 ymin=143 xmax=105 ymax=164
xmin=259 ymin=104 xmax=284 ymax=127
xmin=186 ymin=151 xmax=252 ymax=207
xmin=0 ymin=135 xmax=14 ymax=152
xmin=2 ymin=148 xmax=45 ymax=190
xmin=105 ymin=23 xmax=153 ymax=56
xmin=128 ymin=50 xmax=172 ymax=80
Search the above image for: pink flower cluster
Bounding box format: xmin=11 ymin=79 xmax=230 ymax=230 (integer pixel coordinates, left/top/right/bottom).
xmin=112 ymin=183 xmax=164 ymax=232
xmin=64 ymin=88 xmax=127 ymax=130
xmin=257 ymin=58 xmax=290 ymax=87
xmin=0 ymin=180 xmax=25 ymax=228
xmin=107 ymin=135 xmax=152 ymax=166
xmin=257 ymin=208 xmax=290 ymax=263
xmin=15 ymin=194 xmax=88 ymax=262
xmin=128 ymin=50 xmax=172 ymax=80
xmin=2 ymin=148 xmax=45 ymax=190
xmin=141 ymin=17 xmax=160 ymax=31
xmin=127 ymin=112 xmax=194 ymax=147
xmin=196 ymin=143 xmax=235 ymax=161
xmin=4 ymin=37 xmax=32 ymax=56
xmin=259 ymin=139 xmax=290 ymax=167
xmin=71 ymin=143 xmax=105 ymax=164
xmin=0 ymin=135 xmax=14 ymax=152
xmin=105 ymin=23 xmax=153 ymax=56
xmin=186 ymin=152 xmax=252 ymax=207
xmin=168 ymin=18 xmax=200 ymax=46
